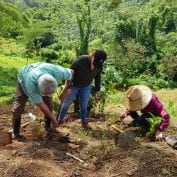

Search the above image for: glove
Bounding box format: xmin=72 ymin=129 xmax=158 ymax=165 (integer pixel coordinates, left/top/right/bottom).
xmin=155 ymin=130 xmax=163 ymax=140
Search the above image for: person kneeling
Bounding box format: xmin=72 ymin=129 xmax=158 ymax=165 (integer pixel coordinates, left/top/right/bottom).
xmin=121 ymin=85 xmax=170 ymax=140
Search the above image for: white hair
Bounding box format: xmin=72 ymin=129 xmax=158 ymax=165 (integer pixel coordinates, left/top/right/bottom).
xmin=38 ymin=74 xmax=58 ymax=95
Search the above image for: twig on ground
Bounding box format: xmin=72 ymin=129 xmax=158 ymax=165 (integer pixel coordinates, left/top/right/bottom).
xmin=65 ymin=152 xmax=84 ymax=163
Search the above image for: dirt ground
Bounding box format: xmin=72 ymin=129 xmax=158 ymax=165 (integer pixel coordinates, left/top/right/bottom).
xmin=0 ymin=104 xmax=177 ymax=177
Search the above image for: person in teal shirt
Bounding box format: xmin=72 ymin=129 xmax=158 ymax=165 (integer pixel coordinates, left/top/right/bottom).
xmin=11 ymin=62 xmax=74 ymax=139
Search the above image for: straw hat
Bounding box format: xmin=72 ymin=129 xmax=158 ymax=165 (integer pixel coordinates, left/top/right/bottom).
xmin=123 ymin=85 xmax=152 ymax=111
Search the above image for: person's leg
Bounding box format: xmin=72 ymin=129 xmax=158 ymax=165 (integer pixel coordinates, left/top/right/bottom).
xmin=58 ymin=86 xmax=79 ymax=121
xmin=78 ymin=85 xmax=91 ymax=125
xmin=42 ymin=96 xmax=53 ymax=132
xmin=11 ymin=83 xmax=28 ymax=139
xmin=74 ymin=94 xmax=80 ymax=114
xmin=137 ymin=113 xmax=152 ymax=131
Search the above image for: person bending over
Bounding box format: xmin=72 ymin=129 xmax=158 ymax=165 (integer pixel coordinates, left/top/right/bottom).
xmin=11 ymin=62 xmax=74 ymax=139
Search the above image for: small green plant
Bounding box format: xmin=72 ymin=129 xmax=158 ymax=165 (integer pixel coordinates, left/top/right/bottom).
xmin=146 ymin=115 xmax=162 ymax=138
xmin=87 ymin=134 xmax=114 ymax=157
xmin=75 ymin=129 xmax=93 ymax=140
xmin=32 ymin=123 xmax=41 ymax=137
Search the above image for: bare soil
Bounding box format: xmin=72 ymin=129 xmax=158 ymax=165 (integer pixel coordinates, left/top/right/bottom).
xmin=0 ymin=104 xmax=177 ymax=177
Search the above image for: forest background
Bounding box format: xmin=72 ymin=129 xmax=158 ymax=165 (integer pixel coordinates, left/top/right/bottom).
xmin=0 ymin=0 xmax=177 ymax=108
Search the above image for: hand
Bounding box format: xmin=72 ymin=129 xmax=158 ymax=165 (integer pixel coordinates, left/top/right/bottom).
xmin=95 ymin=91 xmax=101 ymax=100
xmin=120 ymin=112 xmax=127 ymax=120
xmin=59 ymin=89 xmax=71 ymax=102
xmin=155 ymin=130 xmax=163 ymax=140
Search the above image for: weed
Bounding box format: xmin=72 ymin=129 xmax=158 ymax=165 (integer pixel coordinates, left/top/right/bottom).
xmin=87 ymin=134 xmax=114 ymax=157
xmin=32 ymin=123 xmax=41 ymax=137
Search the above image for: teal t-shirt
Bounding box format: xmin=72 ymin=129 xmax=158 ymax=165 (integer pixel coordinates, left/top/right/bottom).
xmin=18 ymin=62 xmax=72 ymax=104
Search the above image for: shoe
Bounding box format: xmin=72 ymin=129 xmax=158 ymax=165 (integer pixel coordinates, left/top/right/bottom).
xmin=81 ymin=122 xmax=92 ymax=130
xmin=12 ymin=133 xmax=24 ymax=140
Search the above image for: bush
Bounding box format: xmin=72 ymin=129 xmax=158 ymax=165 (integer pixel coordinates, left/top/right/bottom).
xmin=129 ymin=74 xmax=169 ymax=90
xmin=112 ymin=40 xmax=149 ymax=78
xmin=157 ymin=56 xmax=177 ymax=81
xmin=41 ymin=48 xmax=58 ymax=61
xmin=48 ymin=43 xmax=61 ymax=51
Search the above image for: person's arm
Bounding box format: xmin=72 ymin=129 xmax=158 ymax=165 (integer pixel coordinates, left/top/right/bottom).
xmin=120 ymin=109 xmax=137 ymax=119
xmin=94 ymin=70 xmax=101 ymax=91
xmin=158 ymin=108 xmax=170 ymax=130
xmin=94 ymin=69 xmax=102 ymax=99
xmin=36 ymin=102 xmax=58 ymax=129
xmin=152 ymin=95 xmax=170 ymax=131
xmin=155 ymin=110 xmax=169 ymax=140
xmin=63 ymin=69 xmax=74 ymax=90
xmin=59 ymin=69 xmax=74 ymax=102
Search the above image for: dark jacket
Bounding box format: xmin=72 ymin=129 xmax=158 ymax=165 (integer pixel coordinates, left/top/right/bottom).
xmin=70 ymin=55 xmax=103 ymax=91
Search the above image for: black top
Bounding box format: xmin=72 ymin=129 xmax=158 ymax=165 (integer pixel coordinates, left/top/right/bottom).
xmin=70 ymin=55 xmax=102 ymax=91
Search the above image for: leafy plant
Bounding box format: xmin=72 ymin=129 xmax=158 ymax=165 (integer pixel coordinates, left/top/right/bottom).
xmin=146 ymin=115 xmax=162 ymax=138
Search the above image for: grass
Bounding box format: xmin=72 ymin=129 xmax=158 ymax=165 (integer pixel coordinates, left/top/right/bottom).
xmin=0 ymin=54 xmax=38 ymax=105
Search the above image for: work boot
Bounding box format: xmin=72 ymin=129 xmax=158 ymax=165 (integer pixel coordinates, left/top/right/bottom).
xmin=12 ymin=117 xmax=23 ymax=140
xmin=44 ymin=117 xmax=53 ymax=133
xmin=81 ymin=121 xmax=92 ymax=130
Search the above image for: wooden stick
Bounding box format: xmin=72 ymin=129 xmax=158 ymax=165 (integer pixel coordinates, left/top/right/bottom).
xmin=111 ymin=125 xmax=124 ymax=133
xmin=65 ymin=152 xmax=84 ymax=163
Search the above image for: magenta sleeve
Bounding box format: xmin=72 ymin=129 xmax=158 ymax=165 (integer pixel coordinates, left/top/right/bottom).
xmin=158 ymin=109 xmax=170 ymax=130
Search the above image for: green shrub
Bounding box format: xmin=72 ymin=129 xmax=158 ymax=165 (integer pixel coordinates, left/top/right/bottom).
xmin=41 ymin=48 xmax=58 ymax=61
xmin=157 ymin=56 xmax=177 ymax=81
xmin=129 ymin=74 xmax=169 ymax=90
xmin=48 ymin=43 xmax=61 ymax=51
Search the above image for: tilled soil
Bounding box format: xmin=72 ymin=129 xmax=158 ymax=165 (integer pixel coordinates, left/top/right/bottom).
xmin=0 ymin=104 xmax=177 ymax=177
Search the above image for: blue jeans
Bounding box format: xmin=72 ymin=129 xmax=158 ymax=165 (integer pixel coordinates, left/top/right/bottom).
xmin=59 ymin=85 xmax=91 ymax=122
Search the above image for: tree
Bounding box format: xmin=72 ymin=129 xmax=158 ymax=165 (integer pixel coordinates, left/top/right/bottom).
xmin=76 ymin=0 xmax=91 ymax=55
xmin=0 ymin=2 xmax=23 ymax=37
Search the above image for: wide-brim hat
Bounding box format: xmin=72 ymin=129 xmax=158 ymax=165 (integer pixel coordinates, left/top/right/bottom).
xmin=123 ymin=85 xmax=152 ymax=111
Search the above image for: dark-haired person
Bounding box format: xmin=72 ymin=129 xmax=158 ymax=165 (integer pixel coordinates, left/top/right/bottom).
xmin=11 ymin=62 xmax=74 ymax=139
xmin=57 ymin=50 xmax=107 ymax=129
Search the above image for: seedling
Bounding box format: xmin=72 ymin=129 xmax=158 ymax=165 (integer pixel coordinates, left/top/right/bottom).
xmin=146 ymin=114 xmax=162 ymax=138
